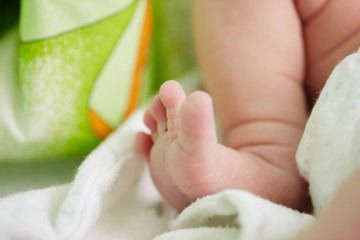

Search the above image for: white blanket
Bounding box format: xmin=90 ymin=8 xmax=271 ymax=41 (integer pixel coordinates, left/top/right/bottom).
xmin=2 ymin=49 xmax=360 ymax=240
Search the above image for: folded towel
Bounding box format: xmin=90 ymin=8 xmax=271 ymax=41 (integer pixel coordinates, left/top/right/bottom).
xmin=155 ymin=190 xmax=313 ymax=240
xmin=0 ymin=109 xmax=175 ymax=240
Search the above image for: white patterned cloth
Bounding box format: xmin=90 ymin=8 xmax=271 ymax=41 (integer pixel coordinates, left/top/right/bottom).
xmin=297 ymin=49 xmax=360 ymax=214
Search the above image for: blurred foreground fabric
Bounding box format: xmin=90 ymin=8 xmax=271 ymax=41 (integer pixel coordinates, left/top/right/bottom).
xmin=0 ymin=0 xmax=196 ymax=162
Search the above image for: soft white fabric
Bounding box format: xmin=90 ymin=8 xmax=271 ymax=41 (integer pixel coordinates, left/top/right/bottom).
xmin=155 ymin=191 xmax=313 ymax=240
xmin=0 ymin=106 xmax=314 ymax=240
xmin=297 ymin=49 xmax=360 ymax=214
xmin=0 ymin=109 xmax=175 ymax=240
xmin=2 ymin=50 xmax=360 ymax=239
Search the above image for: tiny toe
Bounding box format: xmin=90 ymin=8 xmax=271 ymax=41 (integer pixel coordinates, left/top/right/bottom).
xmin=144 ymin=109 xmax=157 ymax=133
xmin=159 ymin=80 xmax=186 ymax=132
xmin=159 ymin=80 xmax=186 ymax=109
xmin=135 ymin=132 xmax=153 ymax=158
xmin=150 ymin=95 xmax=167 ymax=121
xmin=149 ymin=95 xmax=167 ymax=135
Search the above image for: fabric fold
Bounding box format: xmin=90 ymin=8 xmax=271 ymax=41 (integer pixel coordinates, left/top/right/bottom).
xmin=155 ymin=190 xmax=313 ymax=240
xmin=297 ymin=49 xmax=360 ymax=214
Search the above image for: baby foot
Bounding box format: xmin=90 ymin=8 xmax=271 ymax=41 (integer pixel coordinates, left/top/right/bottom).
xmin=136 ymin=80 xmax=221 ymax=211
xmin=136 ymin=80 xmax=308 ymax=212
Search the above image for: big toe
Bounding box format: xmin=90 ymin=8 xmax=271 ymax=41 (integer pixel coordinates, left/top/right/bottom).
xmin=179 ymin=90 xmax=217 ymax=153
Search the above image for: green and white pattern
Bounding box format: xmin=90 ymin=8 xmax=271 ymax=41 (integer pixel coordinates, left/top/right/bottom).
xmin=0 ymin=0 xmax=196 ymax=162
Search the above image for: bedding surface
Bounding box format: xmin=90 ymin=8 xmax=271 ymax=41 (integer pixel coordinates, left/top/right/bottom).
xmin=2 ymin=49 xmax=360 ymax=239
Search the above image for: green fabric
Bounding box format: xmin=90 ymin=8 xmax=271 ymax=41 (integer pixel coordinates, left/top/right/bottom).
xmin=0 ymin=0 xmax=196 ymax=162
xmin=89 ymin=0 xmax=149 ymax=128
xmin=1 ymin=1 xmax=138 ymax=161
xmin=20 ymin=0 xmax=135 ymax=41
xmin=149 ymin=0 xmax=196 ymax=93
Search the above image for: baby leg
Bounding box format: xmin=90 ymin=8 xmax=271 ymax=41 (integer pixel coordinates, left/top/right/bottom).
xmin=136 ymin=80 xmax=307 ymax=212
xmin=137 ymin=0 xmax=311 ymax=212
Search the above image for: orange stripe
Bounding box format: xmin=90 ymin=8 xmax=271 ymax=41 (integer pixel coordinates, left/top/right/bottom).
xmin=124 ymin=0 xmax=153 ymax=118
xmin=89 ymin=109 xmax=113 ymax=139
xmin=89 ymin=2 xmax=152 ymax=139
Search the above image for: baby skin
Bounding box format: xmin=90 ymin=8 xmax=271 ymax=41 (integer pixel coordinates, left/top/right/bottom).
xmin=136 ymin=80 xmax=307 ymax=212
xmin=136 ymin=0 xmax=360 ymax=213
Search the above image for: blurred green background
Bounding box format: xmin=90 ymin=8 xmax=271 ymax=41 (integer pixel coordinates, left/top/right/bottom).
xmin=0 ymin=0 xmax=197 ymax=196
